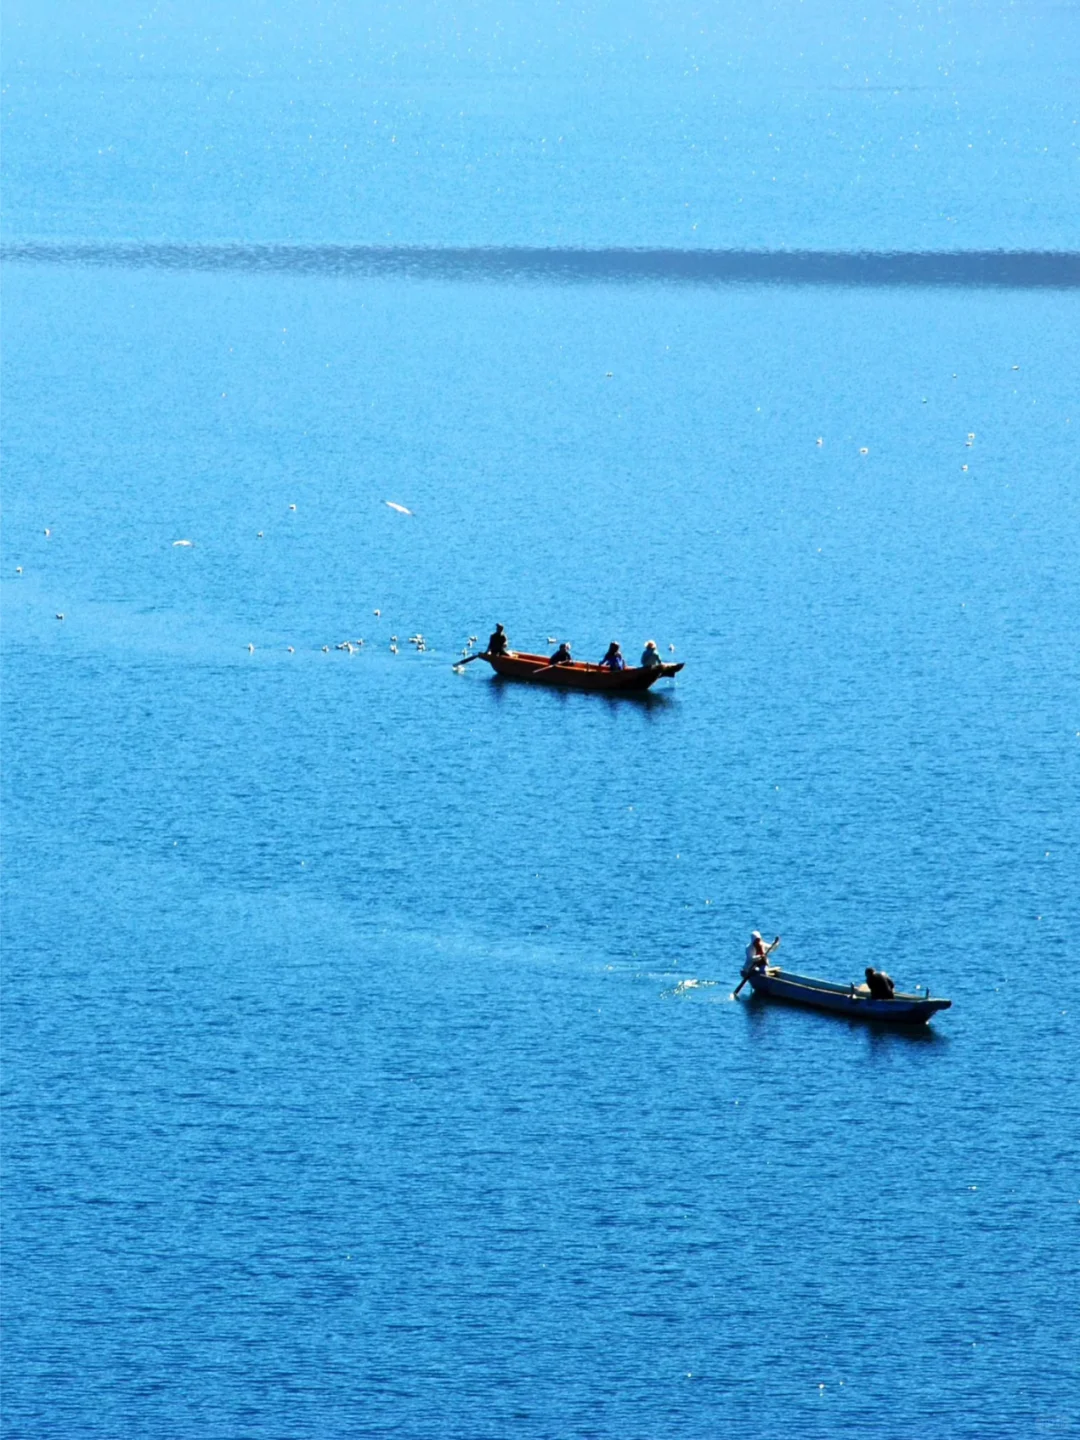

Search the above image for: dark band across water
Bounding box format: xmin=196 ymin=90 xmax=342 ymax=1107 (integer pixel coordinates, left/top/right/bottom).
xmin=6 ymin=242 xmax=1080 ymax=289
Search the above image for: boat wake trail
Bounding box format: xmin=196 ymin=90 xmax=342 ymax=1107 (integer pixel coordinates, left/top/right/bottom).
xmin=663 ymin=978 xmax=723 ymax=999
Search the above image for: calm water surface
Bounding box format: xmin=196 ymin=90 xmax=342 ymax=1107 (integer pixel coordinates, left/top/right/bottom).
xmin=3 ymin=4 xmax=1079 ymax=1437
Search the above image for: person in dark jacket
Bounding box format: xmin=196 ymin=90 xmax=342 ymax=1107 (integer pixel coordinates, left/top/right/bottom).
xmin=487 ymin=623 xmax=508 ymax=657
xmin=599 ymin=642 xmax=626 ymax=670
xmin=864 ymin=966 xmax=896 ymax=999
xmin=550 ymin=642 xmax=572 ymax=665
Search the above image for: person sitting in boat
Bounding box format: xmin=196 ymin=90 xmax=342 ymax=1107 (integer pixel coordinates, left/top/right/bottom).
xmin=487 ymin=623 xmax=509 ymax=657
xmin=640 ymin=639 xmax=663 ymax=669
xmin=549 ymin=641 xmax=573 ymax=665
xmin=864 ymin=966 xmax=896 ymax=999
xmin=599 ymin=642 xmax=626 ymax=671
xmin=745 ymin=931 xmax=780 ymax=972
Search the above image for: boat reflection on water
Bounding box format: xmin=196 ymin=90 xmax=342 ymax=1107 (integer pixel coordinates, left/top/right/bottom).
xmin=742 ymin=987 xmax=947 ymax=1043
xmin=489 ymin=674 xmax=678 ymax=710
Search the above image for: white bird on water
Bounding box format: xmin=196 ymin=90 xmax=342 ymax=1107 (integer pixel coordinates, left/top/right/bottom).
xmin=247 ymin=643 xmax=255 ymax=652
xmin=172 ymin=539 xmax=193 ymax=547
xmin=385 ymin=501 xmax=413 ymax=516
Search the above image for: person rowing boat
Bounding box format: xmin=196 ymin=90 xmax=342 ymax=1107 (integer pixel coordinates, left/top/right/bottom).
xmin=746 ymin=931 xmax=780 ymax=971
xmin=733 ymin=931 xmax=781 ymax=995
xmin=487 ymin=623 xmax=509 ymax=657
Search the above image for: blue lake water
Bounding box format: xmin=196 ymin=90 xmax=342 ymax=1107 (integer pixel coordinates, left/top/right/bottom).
xmin=3 ymin=3 xmax=1079 ymax=1436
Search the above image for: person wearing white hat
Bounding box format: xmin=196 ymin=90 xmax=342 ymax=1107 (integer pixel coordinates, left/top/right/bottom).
xmin=745 ymin=930 xmax=780 ymax=973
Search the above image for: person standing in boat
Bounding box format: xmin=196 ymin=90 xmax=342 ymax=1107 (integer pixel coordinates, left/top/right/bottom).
xmin=640 ymin=639 xmax=663 ymax=669
xmin=864 ymin=966 xmax=895 ymax=999
xmin=487 ymin=623 xmax=509 ymax=657
xmin=746 ymin=931 xmax=780 ymax=972
xmin=599 ymin=641 xmax=626 ymax=671
xmin=549 ymin=641 xmax=572 ymax=666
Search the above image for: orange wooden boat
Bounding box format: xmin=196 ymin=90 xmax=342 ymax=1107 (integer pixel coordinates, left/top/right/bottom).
xmin=480 ymin=651 xmax=683 ymax=692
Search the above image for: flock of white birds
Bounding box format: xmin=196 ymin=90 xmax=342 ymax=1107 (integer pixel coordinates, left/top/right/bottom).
xmin=23 ymin=403 xmax=997 ymax=651
xmin=22 ymin=500 xmax=437 ymax=654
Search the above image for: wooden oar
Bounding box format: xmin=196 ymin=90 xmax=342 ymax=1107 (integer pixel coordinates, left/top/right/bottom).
xmin=532 ymin=659 xmax=603 ymax=676
xmin=452 ymin=652 xmax=488 ymax=668
xmin=733 ymin=937 xmax=780 ymax=996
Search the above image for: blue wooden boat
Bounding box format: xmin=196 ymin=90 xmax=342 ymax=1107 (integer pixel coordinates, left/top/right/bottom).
xmin=741 ymin=962 xmax=951 ymax=1025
